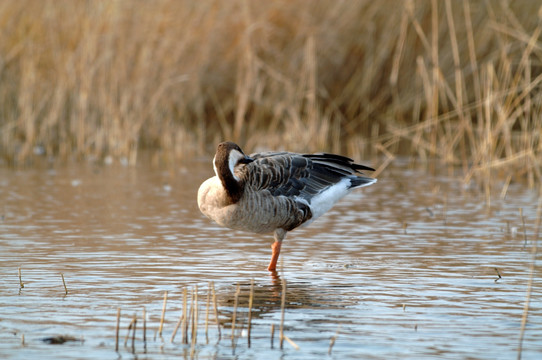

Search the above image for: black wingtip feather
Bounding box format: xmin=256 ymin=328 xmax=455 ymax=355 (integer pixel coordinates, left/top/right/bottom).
xmin=352 ymin=163 xmax=375 ymax=172
xmin=303 ymin=153 xmax=375 ymax=173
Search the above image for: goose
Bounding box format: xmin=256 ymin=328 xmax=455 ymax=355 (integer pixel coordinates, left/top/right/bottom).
xmin=197 ymin=141 xmax=377 ymax=271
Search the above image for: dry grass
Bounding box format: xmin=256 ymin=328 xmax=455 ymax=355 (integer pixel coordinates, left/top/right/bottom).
xmin=0 ymin=0 xmax=541 ymax=186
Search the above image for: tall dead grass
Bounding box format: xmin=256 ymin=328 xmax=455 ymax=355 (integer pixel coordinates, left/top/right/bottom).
xmin=0 ymin=0 xmax=540 ymax=186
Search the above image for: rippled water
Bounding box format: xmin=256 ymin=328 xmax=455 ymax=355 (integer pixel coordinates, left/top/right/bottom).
xmin=0 ymin=158 xmax=541 ymax=359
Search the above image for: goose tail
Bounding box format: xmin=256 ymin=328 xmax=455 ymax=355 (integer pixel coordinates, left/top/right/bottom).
xmin=350 ymin=176 xmax=377 ymax=189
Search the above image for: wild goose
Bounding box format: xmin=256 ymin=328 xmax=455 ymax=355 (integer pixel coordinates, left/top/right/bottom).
xmin=197 ymin=141 xmax=377 ymax=271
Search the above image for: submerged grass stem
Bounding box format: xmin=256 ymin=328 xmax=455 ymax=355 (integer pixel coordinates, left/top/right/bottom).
xmin=158 ymin=290 xmax=167 ymax=338
xmin=18 ymin=267 xmax=24 ymax=289
xmin=247 ymin=278 xmax=254 ymax=348
xmin=115 ymin=308 xmax=120 ymax=352
xmin=231 ymin=283 xmax=240 ymax=347
xmin=517 ymin=194 xmax=541 ymax=359
xmin=279 ymin=278 xmax=286 ymax=350
xmin=211 ymin=281 xmax=221 ymax=340
xmin=60 ymin=273 xmax=68 ymax=295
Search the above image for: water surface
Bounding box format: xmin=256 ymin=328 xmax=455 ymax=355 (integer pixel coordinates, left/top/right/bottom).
xmin=0 ymin=159 xmax=540 ymax=359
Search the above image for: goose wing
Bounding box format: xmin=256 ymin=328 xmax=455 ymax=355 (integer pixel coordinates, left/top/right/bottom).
xmin=239 ymin=151 xmax=374 ymax=202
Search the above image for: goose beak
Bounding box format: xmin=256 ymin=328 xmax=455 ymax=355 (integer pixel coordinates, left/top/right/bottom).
xmin=239 ymin=156 xmax=254 ymax=164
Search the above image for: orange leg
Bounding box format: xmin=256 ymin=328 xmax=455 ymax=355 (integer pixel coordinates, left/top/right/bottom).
xmin=267 ymin=241 xmax=282 ymax=271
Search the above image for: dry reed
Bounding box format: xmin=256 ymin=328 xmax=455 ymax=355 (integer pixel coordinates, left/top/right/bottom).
xmin=186 ymin=287 xmax=193 ymax=344
xmin=18 ymin=267 xmax=24 ymax=289
xmin=205 ymin=282 xmax=210 ymax=343
xmin=211 ymin=281 xmax=221 ymax=339
xmin=60 ymin=273 xmax=68 ymax=295
xmin=519 ymin=208 xmax=528 ymax=248
xmin=171 ymin=298 xmax=184 ymax=343
xmin=158 ymin=290 xmax=168 ymax=338
xmin=279 ymin=278 xmax=286 ymax=350
xmin=231 ymin=283 xmax=241 ymax=347
xmin=142 ymin=307 xmax=147 ymax=351
xmin=181 ymin=287 xmax=188 ymax=344
xmin=131 ymin=314 xmax=137 ymax=353
xmin=494 ymin=268 xmax=502 ymax=283
xmin=110 ymin=280 xmax=311 ymax=355
xmin=115 ymin=308 xmax=120 ymax=351
xmin=247 ymin=278 xmax=254 ymax=347
xmin=283 ymin=335 xmax=300 ymax=351
xmin=517 ymin=193 xmax=542 ymax=360
xmin=0 ymin=0 xmax=540 ymax=190
xmin=191 ymin=285 xmax=199 ymax=353
xmin=124 ymin=315 xmax=135 ymax=348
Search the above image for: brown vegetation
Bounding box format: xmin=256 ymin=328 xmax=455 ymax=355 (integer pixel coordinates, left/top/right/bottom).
xmin=0 ymin=0 xmax=540 ymax=187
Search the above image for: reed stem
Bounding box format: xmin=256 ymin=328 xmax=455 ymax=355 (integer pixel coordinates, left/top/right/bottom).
xmin=328 ymin=326 xmax=341 ymax=355
xmin=124 ymin=316 xmax=135 ymax=348
xmin=191 ymin=285 xmax=198 ymax=349
xmin=158 ymin=290 xmax=168 ymax=337
xmin=211 ymin=281 xmax=221 ymax=339
xmin=186 ymin=287 xmax=193 ymax=344
xmin=205 ymin=281 xmax=210 ymax=343
xmin=171 ymin=299 xmax=184 ymax=343
xmin=60 ymin=273 xmax=68 ymax=295
xmin=115 ymin=308 xmax=120 ymax=352
xmin=231 ymin=283 xmax=240 ymax=347
xmin=517 ymin=195 xmax=541 ymax=359
xmin=279 ymin=278 xmax=286 ymax=350
xmin=520 ymin=208 xmax=528 ymax=248
xmin=142 ymin=307 xmax=147 ymax=351
xmin=182 ymin=287 xmax=188 ymax=344
xmin=247 ymin=278 xmax=254 ymax=348
xmin=18 ymin=267 xmax=24 ymax=289
xmin=131 ymin=314 xmax=137 ymax=353
xmin=284 ymin=335 xmax=300 ymax=350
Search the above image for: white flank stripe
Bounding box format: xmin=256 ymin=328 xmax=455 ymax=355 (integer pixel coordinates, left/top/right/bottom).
xmin=307 ymin=178 xmax=352 ymax=221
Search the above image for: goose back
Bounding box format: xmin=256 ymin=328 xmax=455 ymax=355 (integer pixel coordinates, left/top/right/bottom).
xmin=241 ymin=151 xmax=375 ymax=203
xmin=235 ymin=151 xmax=375 ymax=225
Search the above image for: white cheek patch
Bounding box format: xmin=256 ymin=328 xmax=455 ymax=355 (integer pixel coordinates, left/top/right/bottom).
xmin=213 ymin=155 xmax=219 ymax=177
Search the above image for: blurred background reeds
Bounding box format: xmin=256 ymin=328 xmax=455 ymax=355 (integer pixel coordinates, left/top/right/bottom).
xmin=0 ymin=0 xmax=540 ymax=187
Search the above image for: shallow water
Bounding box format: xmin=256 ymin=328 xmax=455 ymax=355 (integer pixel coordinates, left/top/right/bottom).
xmin=0 ymin=158 xmax=541 ymax=359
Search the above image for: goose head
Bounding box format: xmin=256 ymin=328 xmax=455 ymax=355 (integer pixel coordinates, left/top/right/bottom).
xmin=213 ymin=142 xmax=254 ymax=203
